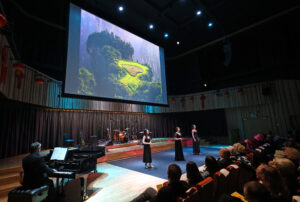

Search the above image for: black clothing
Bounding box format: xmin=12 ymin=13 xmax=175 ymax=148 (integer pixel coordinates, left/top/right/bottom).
xmin=143 ymin=135 xmax=152 ymax=163
xmin=154 ymin=181 xmax=190 ymax=202
xmin=217 ymin=158 xmax=233 ymax=169
xmin=200 ymin=167 xmax=218 ymax=179
xmin=22 ymin=152 xmax=54 ymax=189
xmin=175 ymin=133 xmax=185 ymax=161
xmin=192 ymin=130 xmax=200 ymax=154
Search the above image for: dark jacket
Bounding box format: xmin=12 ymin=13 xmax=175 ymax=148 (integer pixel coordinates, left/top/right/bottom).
xmin=217 ymin=158 xmax=233 ymax=169
xmin=154 ymin=181 xmax=190 ymax=202
xmin=22 ymin=152 xmax=54 ymax=189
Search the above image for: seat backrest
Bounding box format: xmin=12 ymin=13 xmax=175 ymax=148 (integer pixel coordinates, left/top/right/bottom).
xmin=226 ymin=165 xmax=240 ymax=194
xmin=213 ymin=170 xmax=229 ymax=201
xmin=197 ymin=177 xmax=214 ymax=202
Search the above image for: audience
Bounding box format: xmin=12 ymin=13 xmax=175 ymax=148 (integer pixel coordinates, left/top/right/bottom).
xmin=231 ymin=143 xmax=251 ymax=168
xmin=217 ymin=148 xmax=233 ymax=169
xmin=201 ymin=155 xmax=219 ymax=179
xmin=131 ymin=164 xmax=189 ymax=202
xmin=186 ymin=161 xmax=203 ymax=187
xmin=243 ymin=181 xmax=270 ymax=202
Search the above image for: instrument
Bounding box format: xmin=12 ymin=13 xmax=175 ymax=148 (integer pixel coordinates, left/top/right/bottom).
xmin=47 ymin=146 xmax=105 ymax=200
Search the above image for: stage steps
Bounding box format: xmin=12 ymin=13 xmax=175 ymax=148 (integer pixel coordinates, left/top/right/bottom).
xmin=0 ymin=167 xmax=22 ymax=201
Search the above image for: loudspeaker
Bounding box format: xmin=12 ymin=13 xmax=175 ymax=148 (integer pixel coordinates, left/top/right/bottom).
xmin=262 ymin=87 xmax=271 ymax=96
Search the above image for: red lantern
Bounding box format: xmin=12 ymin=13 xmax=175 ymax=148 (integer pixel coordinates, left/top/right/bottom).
xmin=224 ymin=91 xmax=229 ymax=96
xmin=200 ymin=95 xmax=206 ymax=109
xmin=0 ymin=14 xmax=7 ymax=28
xmin=170 ymin=98 xmax=175 ymax=103
xmin=180 ymin=98 xmax=185 ymax=108
xmin=189 ymin=96 xmax=194 ymax=102
xmin=237 ymin=88 xmax=243 ymax=94
xmin=35 ymin=77 xmax=45 ymax=84
xmin=0 ymin=47 xmax=8 ymax=84
xmin=13 ymin=62 xmax=25 ymax=71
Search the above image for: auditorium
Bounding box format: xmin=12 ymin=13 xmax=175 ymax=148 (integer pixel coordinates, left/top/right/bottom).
xmin=0 ymin=0 xmax=299 ymax=202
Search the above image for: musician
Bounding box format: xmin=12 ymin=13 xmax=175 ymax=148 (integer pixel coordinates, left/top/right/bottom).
xmin=143 ymin=129 xmax=153 ymax=168
xmin=174 ymin=127 xmax=185 ymax=161
xmin=192 ymin=124 xmax=200 ymax=155
xmin=22 ymin=142 xmax=56 ymax=201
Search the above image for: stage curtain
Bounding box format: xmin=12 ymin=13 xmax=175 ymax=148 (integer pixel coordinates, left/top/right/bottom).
xmin=0 ymin=95 xmax=227 ymax=158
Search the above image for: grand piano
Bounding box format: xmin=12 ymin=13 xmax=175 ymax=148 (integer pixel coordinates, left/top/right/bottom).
xmin=45 ymin=145 xmax=105 ymax=200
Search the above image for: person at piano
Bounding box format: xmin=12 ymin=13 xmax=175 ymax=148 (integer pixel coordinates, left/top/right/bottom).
xmin=22 ymin=142 xmax=57 ymax=201
xmin=143 ymin=129 xmax=153 ymax=168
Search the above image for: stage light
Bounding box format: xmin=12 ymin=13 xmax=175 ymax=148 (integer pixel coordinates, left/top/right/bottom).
xmin=118 ymin=6 xmax=124 ymax=12
xmin=176 ymin=41 xmax=180 ymax=45
xmin=149 ymin=24 xmax=154 ymax=29
xmin=196 ymin=10 xmax=202 ymax=16
xmin=208 ymin=22 xmax=213 ymax=28
xmin=164 ymin=33 xmax=169 ymax=38
xmin=204 ymin=83 xmax=207 ymax=87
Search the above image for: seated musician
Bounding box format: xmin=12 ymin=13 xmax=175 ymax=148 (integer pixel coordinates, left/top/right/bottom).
xmin=22 ymin=142 xmax=56 ymax=201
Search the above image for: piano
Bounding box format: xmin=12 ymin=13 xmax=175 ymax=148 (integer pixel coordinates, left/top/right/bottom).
xmin=46 ymin=145 xmax=105 ymax=200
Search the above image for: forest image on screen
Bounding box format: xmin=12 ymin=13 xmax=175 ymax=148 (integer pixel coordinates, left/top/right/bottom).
xmin=65 ymin=4 xmax=167 ymax=105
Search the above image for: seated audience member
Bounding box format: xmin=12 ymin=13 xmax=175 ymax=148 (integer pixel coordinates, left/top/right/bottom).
xmin=283 ymin=146 xmax=300 ymax=167
xmin=201 ymin=155 xmax=219 ymax=179
xmin=231 ymin=143 xmax=251 ymax=167
xmin=22 ymin=142 xmax=56 ymax=201
xmin=268 ymin=158 xmax=296 ymax=194
xmin=131 ymin=164 xmax=189 ymax=202
xmin=256 ymin=164 xmax=288 ymax=201
xmin=186 ymin=161 xmax=203 ymax=187
xmin=243 ymin=181 xmax=270 ymax=202
xmin=217 ymin=148 xmax=233 ymax=169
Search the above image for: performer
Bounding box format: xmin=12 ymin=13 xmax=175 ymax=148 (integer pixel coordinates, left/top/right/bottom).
xmin=174 ymin=127 xmax=185 ymax=161
xmin=143 ymin=129 xmax=153 ymax=168
xmin=192 ymin=124 xmax=200 ymax=155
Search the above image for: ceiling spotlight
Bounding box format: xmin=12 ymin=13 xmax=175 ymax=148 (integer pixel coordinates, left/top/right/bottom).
xmin=164 ymin=33 xmax=169 ymax=38
xmin=204 ymin=83 xmax=207 ymax=87
xmin=208 ymin=22 xmax=213 ymax=28
xmin=149 ymin=24 xmax=154 ymax=29
xmin=196 ymin=10 xmax=202 ymax=16
xmin=118 ymin=6 xmax=124 ymax=12
xmin=176 ymin=41 xmax=180 ymax=45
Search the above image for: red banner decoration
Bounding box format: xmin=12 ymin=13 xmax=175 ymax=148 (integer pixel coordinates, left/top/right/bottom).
xmin=13 ymin=62 xmax=25 ymax=89
xmin=35 ymin=77 xmax=45 ymax=84
xmin=200 ymin=95 xmax=206 ymax=109
xmin=0 ymin=47 xmax=8 ymax=84
xmin=170 ymin=98 xmax=175 ymax=103
xmin=180 ymin=98 xmax=185 ymax=108
xmin=0 ymin=14 xmax=7 ymax=28
xmin=189 ymin=96 xmax=194 ymax=102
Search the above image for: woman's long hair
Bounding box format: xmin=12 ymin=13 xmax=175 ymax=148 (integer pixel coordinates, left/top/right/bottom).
xmin=186 ymin=161 xmax=203 ymax=186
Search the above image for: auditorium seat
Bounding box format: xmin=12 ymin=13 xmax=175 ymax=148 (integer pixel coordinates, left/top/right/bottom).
xmin=213 ymin=169 xmax=230 ymax=201
xmin=225 ymin=164 xmax=240 ymax=193
xmin=8 ymin=185 xmax=48 ymax=202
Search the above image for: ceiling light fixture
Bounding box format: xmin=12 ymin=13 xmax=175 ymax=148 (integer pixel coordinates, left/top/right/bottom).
xmin=164 ymin=33 xmax=169 ymax=38
xmin=196 ymin=10 xmax=202 ymax=16
xmin=118 ymin=6 xmax=124 ymax=12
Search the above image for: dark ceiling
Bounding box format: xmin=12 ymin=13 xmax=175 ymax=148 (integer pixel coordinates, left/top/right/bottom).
xmin=1 ymin=0 xmax=300 ymax=94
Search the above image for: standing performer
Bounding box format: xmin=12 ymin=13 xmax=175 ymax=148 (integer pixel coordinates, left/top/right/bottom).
xmin=143 ymin=129 xmax=153 ymax=168
xmin=192 ymin=124 xmax=200 ymax=155
xmin=175 ymin=127 xmax=185 ymax=161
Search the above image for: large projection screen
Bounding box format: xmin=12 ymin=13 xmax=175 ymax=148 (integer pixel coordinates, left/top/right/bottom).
xmin=64 ymin=4 xmax=168 ymax=105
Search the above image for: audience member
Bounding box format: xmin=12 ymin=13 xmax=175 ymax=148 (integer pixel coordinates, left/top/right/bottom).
xmin=201 ymin=155 xmax=219 ymax=179
xmin=283 ymin=146 xmax=300 ymax=166
xmin=131 ymin=164 xmax=189 ymax=202
xmin=243 ymin=181 xmax=270 ymax=202
xmin=231 ymin=143 xmax=251 ymax=167
xmin=217 ymin=148 xmax=233 ymax=169
xmin=186 ymin=161 xmax=203 ymax=187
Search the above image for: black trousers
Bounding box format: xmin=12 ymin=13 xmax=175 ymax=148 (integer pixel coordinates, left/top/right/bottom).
xmin=130 ymin=187 xmax=157 ymax=202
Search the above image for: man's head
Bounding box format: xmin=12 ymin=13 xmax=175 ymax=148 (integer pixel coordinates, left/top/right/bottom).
xmin=167 ymin=164 xmax=182 ymax=183
xmin=219 ymin=148 xmax=231 ymax=159
xmin=243 ymin=181 xmax=270 ymax=202
xmin=30 ymin=142 xmax=41 ymax=153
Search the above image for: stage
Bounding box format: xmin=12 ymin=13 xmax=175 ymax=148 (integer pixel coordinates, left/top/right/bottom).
xmin=0 ymin=138 xmax=224 ymax=202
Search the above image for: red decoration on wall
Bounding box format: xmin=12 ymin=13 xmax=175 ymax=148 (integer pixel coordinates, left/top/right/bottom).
xmin=0 ymin=47 xmax=8 ymax=84
xmin=0 ymin=14 xmax=7 ymax=28
xmin=224 ymin=91 xmax=229 ymax=96
xmin=237 ymin=88 xmax=243 ymax=94
xmin=35 ymin=77 xmax=45 ymax=84
xmin=189 ymin=96 xmax=194 ymax=102
xmin=180 ymin=98 xmax=185 ymax=108
xmin=200 ymin=95 xmax=206 ymax=109
xmin=13 ymin=62 xmax=25 ymax=89
xmin=170 ymin=98 xmax=175 ymax=103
